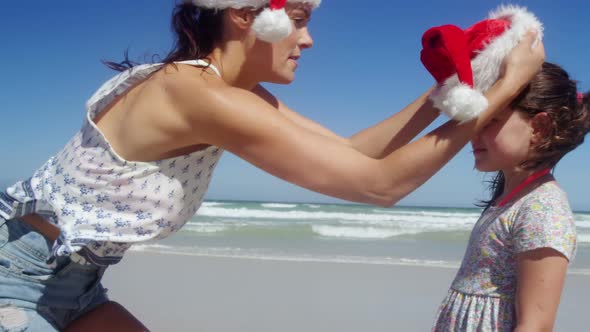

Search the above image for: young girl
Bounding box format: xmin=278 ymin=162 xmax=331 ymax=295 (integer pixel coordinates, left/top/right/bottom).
xmin=432 ymin=63 xmax=588 ymax=331
xmin=0 ymin=1 xmax=544 ymax=331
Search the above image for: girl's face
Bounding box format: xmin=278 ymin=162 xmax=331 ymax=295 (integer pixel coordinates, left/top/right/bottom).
xmin=248 ymin=3 xmax=314 ymax=84
xmin=471 ymin=109 xmax=535 ymax=173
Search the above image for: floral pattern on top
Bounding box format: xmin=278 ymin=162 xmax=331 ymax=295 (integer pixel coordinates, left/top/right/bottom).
xmin=0 ymin=60 xmax=223 ymax=265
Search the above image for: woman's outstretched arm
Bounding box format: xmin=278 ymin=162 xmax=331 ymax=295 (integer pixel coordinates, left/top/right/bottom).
xmin=252 ymin=84 xmax=439 ymax=158
xmin=169 ymin=31 xmax=543 ymax=207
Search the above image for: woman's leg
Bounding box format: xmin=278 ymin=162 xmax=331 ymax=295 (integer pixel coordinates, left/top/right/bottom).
xmin=0 ymin=217 xmax=143 ymax=331
xmin=64 ymin=301 xmax=148 ymax=332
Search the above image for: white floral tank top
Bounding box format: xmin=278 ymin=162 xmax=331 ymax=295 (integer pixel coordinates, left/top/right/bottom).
xmin=0 ymin=60 xmax=223 ymax=265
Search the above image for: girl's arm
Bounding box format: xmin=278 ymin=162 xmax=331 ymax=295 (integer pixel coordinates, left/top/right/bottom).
xmin=514 ymin=248 xmax=569 ymax=332
xmin=252 ymin=84 xmax=439 ymax=159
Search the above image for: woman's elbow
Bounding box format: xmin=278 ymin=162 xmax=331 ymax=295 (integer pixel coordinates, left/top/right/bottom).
xmin=361 ymin=188 xmax=401 ymax=208
xmin=358 ymin=176 xmax=405 ymax=207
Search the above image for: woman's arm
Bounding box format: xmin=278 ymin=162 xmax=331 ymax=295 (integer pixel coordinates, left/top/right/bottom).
xmin=348 ymin=89 xmax=439 ymax=158
xmin=175 ymin=82 xmax=528 ymax=207
xmin=250 ymin=84 xmax=351 ymax=146
xmin=252 ymin=84 xmax=439 ymax=159
xmin=514 ymin=248 xmax=569 ymax=332
xmin=169 ymin=31 xmax=543 ymax=207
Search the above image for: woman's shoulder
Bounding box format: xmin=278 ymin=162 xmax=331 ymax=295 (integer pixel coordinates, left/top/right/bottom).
xmin=154 ymin=64 xmax=271 ymax=117
xmin=153 ymin=63 xmax=247 ymax=108
xmin=155 ymin=62 xmax=227 ymax=90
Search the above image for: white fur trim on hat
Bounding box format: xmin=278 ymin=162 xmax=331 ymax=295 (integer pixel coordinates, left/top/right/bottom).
xmin=429 ymin=5 xmax=542 ymax=122
xmin=432 ymin=83 xmax=489 ymax=123
xmin=252 ymin=8 xmax=292 ymax=42
xmin=472 ymin=5 xmax=543 ymax=93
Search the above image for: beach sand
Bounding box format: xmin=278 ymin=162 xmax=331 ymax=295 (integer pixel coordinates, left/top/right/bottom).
xmin=102 ymin=251 xmax=589 ymax=331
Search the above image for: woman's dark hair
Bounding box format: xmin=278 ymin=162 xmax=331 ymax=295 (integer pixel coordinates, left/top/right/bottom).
xmin=104 ymin=3 xmax=225 ymax=71
xmin=479 ymin=62 xmax=589 ymax=209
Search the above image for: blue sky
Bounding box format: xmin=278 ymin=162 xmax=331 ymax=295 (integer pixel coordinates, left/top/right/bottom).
xmin=1 ymin=1 xmax=589 ymax=210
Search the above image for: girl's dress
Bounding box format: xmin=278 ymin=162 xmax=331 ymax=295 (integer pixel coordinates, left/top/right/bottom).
xmin=432 ymin=179 xmax=576 ymax=331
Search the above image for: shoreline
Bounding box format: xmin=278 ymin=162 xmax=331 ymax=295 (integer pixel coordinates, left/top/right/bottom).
xmin=203 ymin=199 xmax=590 ymax=214
xmin=127 ymin=246 xmax=590 ymax=275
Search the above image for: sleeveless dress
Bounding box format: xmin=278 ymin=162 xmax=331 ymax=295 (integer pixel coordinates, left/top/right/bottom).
xmin=0 ymin=60 xmax=224 ymax=266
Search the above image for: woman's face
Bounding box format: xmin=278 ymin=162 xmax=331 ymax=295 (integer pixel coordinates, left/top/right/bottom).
xmin=248 ymin=3 xmax=315 ymax=84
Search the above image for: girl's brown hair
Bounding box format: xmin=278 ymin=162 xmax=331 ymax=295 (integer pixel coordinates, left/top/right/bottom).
xmin=480 ymin=62 xmax=589 ymax=209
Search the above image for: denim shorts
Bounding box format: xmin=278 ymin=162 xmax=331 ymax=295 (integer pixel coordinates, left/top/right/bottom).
xmin=0 ymin=217 xmax=109 ymax=331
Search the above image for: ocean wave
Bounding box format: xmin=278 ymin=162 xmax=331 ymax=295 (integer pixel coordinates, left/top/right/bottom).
xmin=180 ymin=220 xmax=471 ymax=240
xmin=129 ymin=244 xmax=177 ymax=252
xmin=196 ymin=206 xmax=590 ymax=232
xmin=261 ymin=203 xmax=298 ymax=209
xmin=373 ymin=209 xmax=481 ymax=219
xmin=197 ymin=206 xmax=478 ymax=225
xmin=201 ymin=201 xmax=227 ymax=207
xmin=312 ymin=225 xmax=421 ymax=239
xmin=182 ymin=223 xmax=229 ymax=233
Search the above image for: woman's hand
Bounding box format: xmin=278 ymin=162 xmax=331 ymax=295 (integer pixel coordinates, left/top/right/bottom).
xmin=471 ymin=29 xmax=545 ymax=131
xmin=500 ymin=29 xmax=546 ymax=95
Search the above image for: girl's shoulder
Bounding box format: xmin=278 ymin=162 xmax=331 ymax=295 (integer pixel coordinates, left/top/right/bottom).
xmin=498 ymin=180 xmax=574 ymax=225
xmin=520 ymin=180 xmax=570 ymax=210
xmin=510 ymin=180 xmax=575 ymax=225
xmin=509 ymin=181 xmax=577 ymax=260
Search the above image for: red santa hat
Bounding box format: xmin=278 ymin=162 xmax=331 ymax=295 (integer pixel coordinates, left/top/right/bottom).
xmin=420 ymin=5 xmax=543 ymax=122
xmin=189 ymin=0 xmax=321 ymax=43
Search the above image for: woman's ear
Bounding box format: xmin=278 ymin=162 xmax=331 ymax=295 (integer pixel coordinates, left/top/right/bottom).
xmin=530 ymin=112 xmax=552 ymax=143
xmin=227 ymin=8 xmax=257 ymax=30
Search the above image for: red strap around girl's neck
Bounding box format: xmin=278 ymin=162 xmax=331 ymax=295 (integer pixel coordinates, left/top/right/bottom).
xmin=496 ymin=168 xmax=551 ymax=207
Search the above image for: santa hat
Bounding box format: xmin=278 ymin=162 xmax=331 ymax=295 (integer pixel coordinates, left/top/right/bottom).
xmin=189 ymin=0 xmax=321 ymax=43
xmin=420 ymin=5 xmax=543 ymax=122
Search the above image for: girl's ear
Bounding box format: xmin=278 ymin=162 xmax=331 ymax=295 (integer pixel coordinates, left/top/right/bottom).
xmin=530 ymin=112 xmax=552 ymax=144
xmin=227 ymin=8 xmax=257 ymax=30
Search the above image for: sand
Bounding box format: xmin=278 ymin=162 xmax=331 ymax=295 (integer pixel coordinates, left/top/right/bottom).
xmin=102 ymin=251 xmax=589 ymax=331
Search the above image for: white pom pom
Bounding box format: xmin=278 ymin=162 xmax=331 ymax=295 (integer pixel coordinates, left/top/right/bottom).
xmin=251 ymin=8 xmax=292 ymax=43
xmin=431 ymin=84 xmax=489 ymax=122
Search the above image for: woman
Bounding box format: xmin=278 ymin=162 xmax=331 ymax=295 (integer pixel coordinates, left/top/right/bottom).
xmin=0 ymin=0 xmax=544 ymax=331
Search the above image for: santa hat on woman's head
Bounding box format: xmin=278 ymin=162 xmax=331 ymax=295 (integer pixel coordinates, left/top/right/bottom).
xmin=420 ymin=5 xmax=543 ymax=122
xmin=189 ymin=0 xmax=321 ymax=43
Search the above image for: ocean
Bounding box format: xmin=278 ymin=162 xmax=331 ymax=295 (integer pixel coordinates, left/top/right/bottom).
xmin=132 ymin=200 xmax=590 ymax=273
